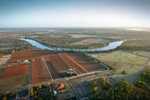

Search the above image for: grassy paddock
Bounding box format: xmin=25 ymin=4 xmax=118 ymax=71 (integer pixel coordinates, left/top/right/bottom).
xmin=98 ymin=51 xmax=149 ymax=83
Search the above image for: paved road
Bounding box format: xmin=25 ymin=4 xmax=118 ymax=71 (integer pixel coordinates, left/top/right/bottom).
xmin=0 ymin=70 xmax=111 ymax=100
xmin=28 ymin=63 xmax=31 ymax=85
xmin=66 ymin=78 xmax=81 ymax=100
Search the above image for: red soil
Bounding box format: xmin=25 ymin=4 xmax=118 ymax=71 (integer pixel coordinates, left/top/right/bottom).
xmin=31 ymin=60 xmax=51 ymax=84
xmin=59 ymin=54 xmax=87 ymax=73
xmin=44 ymin=55 xmax=70 ymax=79
xmin=0 ymin=64 xmax=28 ymax=79
xmin=10 ymin=50 xmax=50 ymax=63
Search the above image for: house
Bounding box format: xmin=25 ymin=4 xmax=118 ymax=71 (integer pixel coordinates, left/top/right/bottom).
xmin=57 ymin=82 xmax=65 ymax=89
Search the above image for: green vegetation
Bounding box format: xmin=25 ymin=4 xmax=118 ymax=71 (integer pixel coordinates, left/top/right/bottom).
xmin=121 ymin=70 xmax=127 ymax=74
xmin=27 ymin=36 xmax=110 ymax=49
xmin=0 ymin=37 xmax=35 ymax=54
xmin=90 ymin=80 xmax=150 ymax=100
xmin=135 ymin=71 xmax=150 ymax=90
xmin=99 ymin=51 xmax=148 ymax=65
xmin=30 ymin=85 xmax=52 ymax=100
xmin=98 ymin=51 xmax=149 ymax=83
xmin=0 ymin=28 xmax=150 ymax=99
xmin=134 ymin=50 xmax=150 ymax=58
xmin=120 ymin=39 xmax=150 ymax=51
xmin=1 ymin=28 xmax=150 ymax=51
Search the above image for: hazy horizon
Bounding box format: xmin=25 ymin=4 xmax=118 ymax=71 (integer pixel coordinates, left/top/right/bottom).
xmin=0 ymin=0 xmax=150 ymax=28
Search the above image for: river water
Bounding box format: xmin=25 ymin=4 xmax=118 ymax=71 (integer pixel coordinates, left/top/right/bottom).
xmin=21 ymin=38 xmax=123 ymax=52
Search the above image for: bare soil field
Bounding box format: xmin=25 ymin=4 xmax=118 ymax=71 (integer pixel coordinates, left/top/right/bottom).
xmin=0 ymin=75 xmax=28 ymax=92
xmin=10 ymin=50 xmax=49 ymax=63
xmin=68 ymin=54 xmax=107 ymax=71
xmin=31 ymin=60 xmax=51 ymax=84
xmin=44 ymin=54 xmax=70 ymax=79
xmin=59 ymin=54 xmax=88 ymax=73
xmin=0 ymin=64 xmax=28 ymax=79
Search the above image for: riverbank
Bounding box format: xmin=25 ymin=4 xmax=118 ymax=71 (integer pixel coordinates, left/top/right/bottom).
xmin=21 ymin=38 xmax=124 ymax=53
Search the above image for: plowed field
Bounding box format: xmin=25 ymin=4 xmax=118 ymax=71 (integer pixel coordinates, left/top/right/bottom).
xmin=0 ymin=64 xmax=28 ymax=79
xmin=10 ymin=50 xmax=50 ymax=63
xmin=44 ymin=55 xmax=70 ymax=79
xmin=67 ymin=54 xmax=107 ymax=71
xmin=59 ymin=54 xmax=88 ymax=73
xmin=31 ymin=60 xmax=51 ymax=84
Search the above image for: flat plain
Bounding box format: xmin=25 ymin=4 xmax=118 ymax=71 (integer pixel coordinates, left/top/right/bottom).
xmin=98 ymin=51 xmax=149 ymax=83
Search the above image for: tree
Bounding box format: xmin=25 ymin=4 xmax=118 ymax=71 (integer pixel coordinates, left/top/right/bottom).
xmin=11 ymin=50 xmax=15 ymax=54
xmin=90 ymin=80 xmax=150 ymax=100
xmin=121 ymin=70 xmax=127 ymax=74
xmin=30 ymin=88 xmax=34 ymax=96
xmin=2 ymin=96 xmax=7 ymax=100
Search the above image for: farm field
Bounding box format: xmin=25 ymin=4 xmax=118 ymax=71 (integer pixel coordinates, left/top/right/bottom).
xmin=10 ymin=50 xmax=49 ymax=63
xmin=68 ymin=54 xmax=107 ymax=71
xmin=98 ymin=51 xmax=149 ymax=83
xmin=0 ymin=63 xmax=29 ymax=92
xmin=0 ymin=50 xmax=109 ymax=92
xmin=59 ymin=54 xmax=88 ymax=74
xmin=70 ymin=34 xmax=99 ymax=38
xmin=0 ymin=64 xmax=28 ymax=79
xmin=31 ymin=60 xmax=51 ymax=84
xmin=44 ymin=54 xmax=70 ymax=79
xmin=0 ymin=75 xmax=28 ymax=92
xmin=134 ymin=50 xmax=150 ymax=58
xmin=73 ymin=38 xmax=109 ymax=46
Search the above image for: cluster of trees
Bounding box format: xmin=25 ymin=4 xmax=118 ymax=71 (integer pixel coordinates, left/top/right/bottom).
xmin=90 ymin=80 xmax=150 ymax=100
xmin=0 ymin=92 xmax=16 ymax=100
xmin=28 ymin=35 xmax=107 ymax=49
xmin=135 ymin=71 xmax=150 ymax=90
xmin=119 ymin=40 xmax=150 ymax=51
xmin=30 ymin=85 xmax=52 ymax=100
xmin=0 ymin=38 xmax=35 ymax=54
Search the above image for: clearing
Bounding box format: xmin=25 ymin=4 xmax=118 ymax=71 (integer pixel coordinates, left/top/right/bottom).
xmin=73 ymin=38 xmax=109 ymax=45
xmin=98 ymin=51 xmax=149 ymax=83
xmin=0 ymin=55 xmax=11 ymax=68
xmin=70 ymin=34 xmax=98 ymax=38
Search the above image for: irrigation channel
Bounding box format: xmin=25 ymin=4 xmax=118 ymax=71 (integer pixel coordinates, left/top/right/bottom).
xmin=21 ymin=38 xmax=124 ymax=52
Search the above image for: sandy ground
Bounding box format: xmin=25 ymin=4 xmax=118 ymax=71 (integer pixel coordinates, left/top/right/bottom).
xmin=0 ymin=55 xmax=11 ymax=68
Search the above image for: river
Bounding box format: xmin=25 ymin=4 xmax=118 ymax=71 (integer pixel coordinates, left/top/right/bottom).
xmin=21 ymin=38 xmax=123 ymax=52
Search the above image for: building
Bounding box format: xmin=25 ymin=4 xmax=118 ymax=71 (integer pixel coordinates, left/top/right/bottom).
xmin=57 ymin=82 xmax=65 ymax=89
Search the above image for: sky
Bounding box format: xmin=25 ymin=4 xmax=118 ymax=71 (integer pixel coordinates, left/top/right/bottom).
xmin=0 ymin=0 xmax=150 ymax=28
